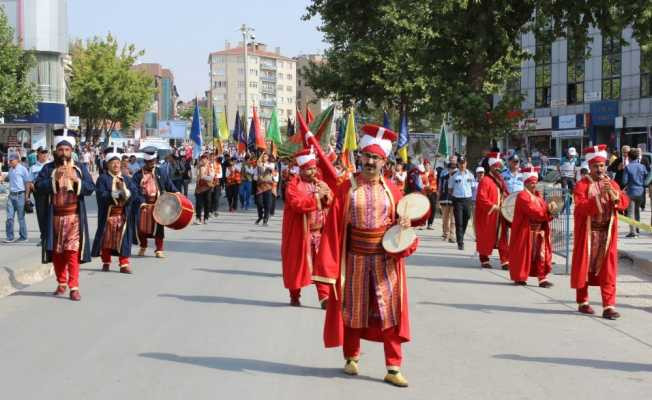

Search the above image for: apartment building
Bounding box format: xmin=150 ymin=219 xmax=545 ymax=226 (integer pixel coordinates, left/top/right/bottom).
xmin=131 ymin=63 xmax=178 ymax=138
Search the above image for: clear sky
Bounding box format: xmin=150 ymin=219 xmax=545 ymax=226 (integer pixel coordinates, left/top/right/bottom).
xmin=68 ymin=0 xmax=326 ymax=101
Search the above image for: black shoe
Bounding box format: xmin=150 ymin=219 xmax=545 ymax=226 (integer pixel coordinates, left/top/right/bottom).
xmin=501 ymin=263 xmax=509 ymax=271
xmin=625 ymin=233 xmax=637 ymax=238
xmin=514 ymin=281 xmax=527 ymax=286
xmin=457 ymin=243 xmax=464 ymax=250
xmin=255 ymin=218 xmax=262 ymax=225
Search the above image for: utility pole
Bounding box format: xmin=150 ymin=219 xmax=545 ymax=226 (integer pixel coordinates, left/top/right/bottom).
xmin=240 ymin=24 xmax=255 ymax=135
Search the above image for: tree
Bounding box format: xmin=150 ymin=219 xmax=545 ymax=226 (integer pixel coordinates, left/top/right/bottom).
xmin=304 ymin=1 xmax=652 ymax=161
xmin=0 ymin=8 xmax=37 ymax=118
xmin=68 ymin=34 xmax=155 ymax=142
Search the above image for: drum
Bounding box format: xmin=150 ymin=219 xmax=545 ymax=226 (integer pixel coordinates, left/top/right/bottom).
xmin=382 ymin=225 xmax=418 ymax=255
xmin=396 ymin=192 xmax=431 ymax=226
xmin=500 ymin=193 xmax=519 ymax=223
xmin=153 ymin=192 xmax=194 ymax=230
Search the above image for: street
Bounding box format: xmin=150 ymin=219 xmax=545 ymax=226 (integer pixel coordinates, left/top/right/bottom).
xmin=0 ymin=202 xmax=651 ymax=400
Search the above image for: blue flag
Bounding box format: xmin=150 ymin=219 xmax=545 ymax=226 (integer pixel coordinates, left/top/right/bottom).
xmin=383 ymin=111 xmax=391 ymax=129
xmin=335 ymin=117 xmax=345 ymax=152
xmin=190 ymin=100 xmax=203 ymax=159
xmin=248 ymin=116 xmax=256 ymax=152
xmin=397 ymin=111 xmax=409 ymax=162
xmin=233 ymin=110 xmax=241 ymax=142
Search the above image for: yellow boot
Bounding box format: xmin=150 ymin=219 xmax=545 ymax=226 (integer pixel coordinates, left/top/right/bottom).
xmin=137 ymin=247 xmax=146 ymax=257
xmin=343 ymin=359 xmax=359 ymax=375
xmin=155 ymin=251 xmax=166 ymax=258
xmin=384 ymin=369 xmax=408 ymax=387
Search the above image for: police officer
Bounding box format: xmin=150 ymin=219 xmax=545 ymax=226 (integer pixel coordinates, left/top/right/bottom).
xmin=448 ymin=156 xmax=474 ymax=250
xmin=502 ymin=154 xmax=524 ymax=194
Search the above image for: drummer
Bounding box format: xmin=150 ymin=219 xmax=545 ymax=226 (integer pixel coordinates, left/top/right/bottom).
xmin=91 ymin=146 xmax=140 ymax=273
xmin=132 ymin=147 xmax=179 ymax=258
xmin=314 ymin=124 xmax=416 ymax=388
xmin=507 ymin=167 xmax=556 ymax=287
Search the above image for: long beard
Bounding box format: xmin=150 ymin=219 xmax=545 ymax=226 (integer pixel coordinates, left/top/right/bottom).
xmin=54 ymin=153 xmax=71 ymax=165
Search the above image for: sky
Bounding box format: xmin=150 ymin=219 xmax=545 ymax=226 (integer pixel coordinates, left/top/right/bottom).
xmin=68 ymin=0 xmax=326 ymax=101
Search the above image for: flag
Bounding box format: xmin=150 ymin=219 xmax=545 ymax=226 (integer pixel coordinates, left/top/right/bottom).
xmin=312 ymin=104 xmax=335 ymax=147
xmin=249 ymin=106 xmax=266 ymax=151
xmin=296 ymin=110 xmax=338 ymax=190
xmin=306 ymin=107 xmax=314 ymax=125
xmin=266 ymin=108 xmax=282 ymax=145
xmin=212 ymin=105 xmax=220 ymax=148
xmin=233 ymin=110 xmax=241 ymax=142
xmin=397 ymin=110 xmax=409 ymax=163
xmin=437 ymin=121 xmax=449 ymax=157
xmin=190 ymin=99 xmax=203 ymax=159
xmin=218 ymin=107 xmax=229 ymax=140
xmin=335 ymin=117 xmax=345 ymax=152
xmin=383 ymin=111 xmax=391 ymax=129
xmin=287 ymin=118 xmax=295 ymax=136
xmin=342 ymin=108 xmax=357 ymax=172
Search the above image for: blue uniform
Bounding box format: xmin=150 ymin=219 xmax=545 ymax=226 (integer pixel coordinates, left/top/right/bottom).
xmin=502 ymin=169 xmax=524 ymax=194
xmin=448 ymin=170 xmax=474 ymax=198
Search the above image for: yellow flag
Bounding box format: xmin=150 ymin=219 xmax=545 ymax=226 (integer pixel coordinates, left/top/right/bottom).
xmin=343 ymin=109 xmax=357 ymax=151
xmin=398 ymin=146 xmax=408 ymax=163
xmin=218 ymin=111 xmax=229 ymax=140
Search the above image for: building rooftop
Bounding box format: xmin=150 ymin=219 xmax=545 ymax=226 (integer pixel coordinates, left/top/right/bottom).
xmin=209 ymin=43 xmax=295 ymax=62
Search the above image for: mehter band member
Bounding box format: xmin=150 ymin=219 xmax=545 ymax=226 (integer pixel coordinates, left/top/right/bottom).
xmin=315 ymin=124 xmax=417 ymax=388
xmin=92 ymin=146 xmax=140 ymax=274
xmin=508 ymin=167 xmax=556 ymax=287
xmin=132 ymin=147 xmax=178 ymax=258
xmin=281 ymin=148 xmax=333 ymax=308
xmin=474 ymin=152 xmax=510 ymax=269
xmin=35 ymin=130 xmax=95 ymax=301
xmin=571 ymin=145 xmax=629 ymax=320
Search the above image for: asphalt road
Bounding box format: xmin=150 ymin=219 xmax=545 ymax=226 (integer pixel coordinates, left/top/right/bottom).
xmin=0 ymin=204 xmax=651 ymax=400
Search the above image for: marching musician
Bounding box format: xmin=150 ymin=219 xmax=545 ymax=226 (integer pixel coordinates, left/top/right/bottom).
xmin=194 ymin=154 xmax=213 ymax=224
xmin=224 ymin=159 xmax=241 ymax=212
xmin=91 ymin=147 xmax=140 ymax=274
xmin=281 ymin=148 xmax=333 ymax=308
xmin=209 ymin=152 xmax=223 ymax=217
xmin=571 ymin=145 xmax=629 ymax=320
xmin=507 ymin=167 xmax=556 ymax=287
xmin=34 ymin=130 xmax=95 ymax=301
xmin=474 ymin=151 xmax=510 ymax=269
xmin=314 ymin=124 xmax=416 ymax=388
xmin=424 ymin=160 xmax=438 ymax=230
xmin=132 ymin=147 xmax=178 ymax=258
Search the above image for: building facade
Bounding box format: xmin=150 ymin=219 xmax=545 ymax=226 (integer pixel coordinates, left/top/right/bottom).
xmin=0 ymin=0 xmax=68 ymax=153
xmin=208 ymin=41 xmax=297 ymax=132
xmin=131 ymin=63 xmax=178 ymax=138
xmin=511 ymin=26 xmax=652 ymax=158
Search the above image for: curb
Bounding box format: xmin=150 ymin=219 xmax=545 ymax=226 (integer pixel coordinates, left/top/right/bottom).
xmin=619 ymin=250 xmax=652 ymax=276
xmin=0 ymin=263 xmax=53 ymax=298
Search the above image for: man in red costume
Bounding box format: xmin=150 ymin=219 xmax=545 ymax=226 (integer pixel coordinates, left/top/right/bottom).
xmin=508 ymin=167 xmax=557 ymax=287
xmin=281 ymin=148 xmax=333 ymax=308
xmin=315 ymin=124 xmax=416 ymax=388
xmin=474 ymin=152 xmax=510 ymax=269
xmin=571 ymin=145 xmax=629 ymax=320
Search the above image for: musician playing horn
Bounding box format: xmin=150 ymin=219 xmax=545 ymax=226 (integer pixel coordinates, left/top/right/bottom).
xmin=571 ymin=145 xmax=629 ymax=320
xmin=34 ymin=130 xmax=95 ymax=301
xmin=314 ymin=124 xmax=416 ymax=388
xmin=507 ymin=167 xmax=556 ymax=287
xmin=281 ymin=147 xmax=333 ymax=308
xmin=474 ymin=151 xmax=510 ymax=269
xmin=132 ymin=146 xmax=178 ymax=258
xmin=91 ymin=146 xmax=140 ymax=274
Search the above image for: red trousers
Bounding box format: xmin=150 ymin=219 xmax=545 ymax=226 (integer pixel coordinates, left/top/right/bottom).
xmin=289 ymin=282 xmax=330 ymax=301
xmin=479 ymin=243 xmax=509 ymax=265
xmin=576 ymin=283 xmax=616 ymax=307
xmin=101 ymin=248 xmax=130 ymax=267
xmin=343 ymin=326 xmax=402 ymax=368
xmin=138 ymin=233 xmax=163 ymax=251
xmin=52 ymin=251 xmax=80 ymax=290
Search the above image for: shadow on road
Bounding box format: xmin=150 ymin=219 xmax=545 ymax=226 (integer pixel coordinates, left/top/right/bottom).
xmin=193 ymin=268 xmax=281 ymax=278
xmin=139 ymin=352 xmax=382 ymax=381
xmin=419 ymin=301 xmax=575 ymax=316
xmin=493 ymin=354 xmax=652 ymax=372
xmin=159 ymin=294 xmax=288 ymax=308
xmin=164 ymin=239 xmax=281 ymax=262
xmin=412 ymin=277 xmax=513 ymax=287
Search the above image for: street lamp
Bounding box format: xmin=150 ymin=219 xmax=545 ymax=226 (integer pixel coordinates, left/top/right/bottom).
xmin=240 ymin=24 xmax=255 ymax=135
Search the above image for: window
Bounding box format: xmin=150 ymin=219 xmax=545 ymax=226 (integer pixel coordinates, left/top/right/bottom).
xmin=287 ymin=85 xmax=293 ymax=92
xmin=641 ymin=45 xmax=652 ymax=98
xmin=567 ymin=39 xmax=585 ymax=104
xmin=535 ymin=40 xmax=551 ymax=108
xmin=602 ymin=36 xmax=621 ymax=100
xmin=238 ymin=68 xmax=244 ymax=75
xmin=249 ymin=81 xmax=258 ymax=88
xmin=287 ymin=74 xmax=293 ymax=80
xmin=238 ymin=81 xmax=245 ymax=88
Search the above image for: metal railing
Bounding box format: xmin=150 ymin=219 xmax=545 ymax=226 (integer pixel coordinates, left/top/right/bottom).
xmin=542 ymin=186 xmax=573 ymax=274
xmin=260 ymin=76 xmax=277 ymax=82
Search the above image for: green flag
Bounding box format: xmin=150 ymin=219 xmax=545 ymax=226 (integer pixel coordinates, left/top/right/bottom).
xmin=212 ymin=106 xmax=219 ymax=145
xmin=266 ymin=108 xmax=282 ymax=145
xmin=437 ymin=122 xmax=449 ymax=157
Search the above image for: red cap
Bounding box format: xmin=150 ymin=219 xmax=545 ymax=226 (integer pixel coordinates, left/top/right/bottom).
xmin=359 ymin=124 xmax=398 ymax=158
xmin=584 ymin=144 xmax=608 ymax=165
xmin=520 ymin=166 xmax=540 ymax=184
xmin=294 ymin=148 xmax=317 ymax=169
xmin=488 ymin=152 xmax=502 ymax=167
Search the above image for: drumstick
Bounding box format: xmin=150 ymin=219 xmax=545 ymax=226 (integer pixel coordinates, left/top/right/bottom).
xmin=397 ymin=200 xmax=409 ymax=243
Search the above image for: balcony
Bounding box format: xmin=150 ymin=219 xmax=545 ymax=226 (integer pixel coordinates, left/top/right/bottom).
xmin=261 ymin=87 xmax=276 ymax=95
xmin=260 ymin=75 xmax=277 ymax=83
xmin=260 ymin=62 xmax=277 ymax=70
xmin=259 ymin=99 xmax=277 ymax=107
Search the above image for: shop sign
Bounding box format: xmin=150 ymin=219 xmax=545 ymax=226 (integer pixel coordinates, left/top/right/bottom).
xmin=552 ymin=129 xmax=584 ymax=138
xmin=6 ymin=131 xmax=18 ymax=147
xmin=67 ymin=115 xmax=80 ymax=128
xmin=558 ymin=115 xmax=576 ymax=129
xmin=590 ymin=100 xmax=619 ymax=126
xmin=551 ymin=99 xmax=567 ymax=108
xmin=584 ymin=92 xmax=601 ymax=102
xmin=615 ymin=116 xmax=624 ymax=129
xmin=535 ymin=116 xmax=552 ymax=130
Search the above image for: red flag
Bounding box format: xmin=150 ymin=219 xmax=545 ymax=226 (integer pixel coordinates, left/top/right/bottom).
xmin=306 ymin=107 xmax=314 ymax=125
xmin=252 ymin=107 xmax=266 ymax=150
xmin=296 ymin=110 xmax=337 ymax=190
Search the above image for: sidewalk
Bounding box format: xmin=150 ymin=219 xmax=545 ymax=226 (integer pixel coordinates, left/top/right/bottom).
xmin=617 ymin=207 xmax=652 ymax=276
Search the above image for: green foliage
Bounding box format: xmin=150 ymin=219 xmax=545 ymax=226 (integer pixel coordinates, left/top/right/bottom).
xmin=68 ymin=34 xmax=155 ymax=140
xmin=0 ymin=8 xmax=37 ymax=118
xmin=304 ymin=0 xmax=652 ymax=144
